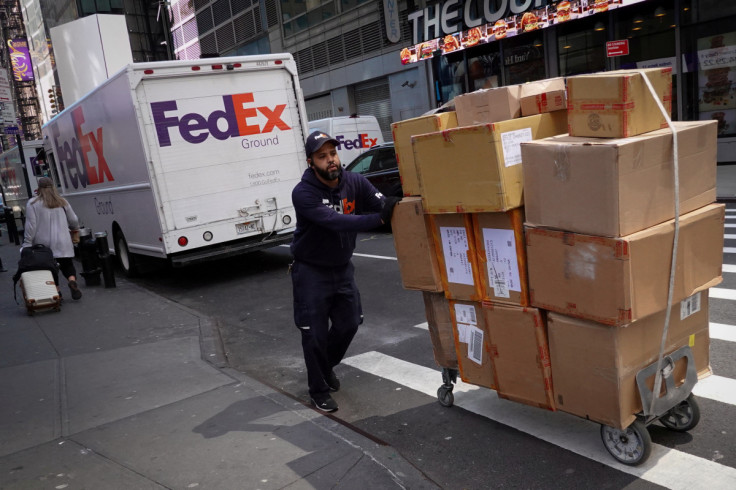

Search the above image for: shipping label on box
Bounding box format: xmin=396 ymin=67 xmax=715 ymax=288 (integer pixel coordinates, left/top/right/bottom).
xmin=391 ymin=197 xmax=443 ymax=292
xmin=423 ymin=292 xmax=458 ymax=369
xmin=450 ymin=300 xmax=496 ymax=389
xmin=548 ymin=294 xmax=711 ymax=429
xmin=522 ymin=120 xmax=718 ymax=237
xmin=414 ymin=111 xmax=568 ymax=214
xmin=392 ymin=112 xmax=458 ymax=196
xmin=472 ymin=210 xmax=529 ymax=306
xmin=430 ymin=214 xmax=482 ymax=301
xmin=526 ymin=204 xmax=725 ymax=326
xmin=483 ymin=303 xmax=554 ymax=410
xmin=567 ymin=68 xmax=672 ymax=138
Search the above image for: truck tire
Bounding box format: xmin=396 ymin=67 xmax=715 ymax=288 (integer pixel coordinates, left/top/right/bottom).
xmin=114 ymin=230 xmax=139 ymax=277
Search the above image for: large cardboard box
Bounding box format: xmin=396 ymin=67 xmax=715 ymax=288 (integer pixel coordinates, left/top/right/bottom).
xmin=526 ymin=204 xmax=724 ymax=326
xmin=455 ymin=85 xmax=522 ymax=126
xmin=450 ymin=300 xmax=495 ymax=389
xmin=391 ymin=197 xmax=443 ymax=292
xmin=548 ymin=293 xmax=711 ymax=429
xmin=413 ymin=111 xmax=568 ymax=213
xmin=392 ymin=112 xmax=458 ymax=197
xmin=471 ymin=209 xmax=529 ymax=306
xmin=483 ymin=304 xmax=554 ymax=410
xmin=567 ymin=68 xmax=672 ymax=138
xmin=423 ymin=292 xmax=458 ymax=369
xmin=430 ymin=213 xmax=483 ymax=301
xmin=520 ymin=77 xmax=567 ymax=116
xmin=522 ymin=121 xmax=718 ymax=237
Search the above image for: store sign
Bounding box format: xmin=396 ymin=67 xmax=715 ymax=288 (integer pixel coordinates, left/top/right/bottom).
xmin=383 ymin=0 xmax=401 ymax=44
xmin=400 ymin=0 xmax=648 ymax=65
xmin=7 ymin=38 xmax=34 ymax=82
xmin=606 ymin=40 xmax=629 ymax=57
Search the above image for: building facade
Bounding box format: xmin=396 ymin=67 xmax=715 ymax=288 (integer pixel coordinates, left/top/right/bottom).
xmin=167 ymin=0 xmax=736 ymax=162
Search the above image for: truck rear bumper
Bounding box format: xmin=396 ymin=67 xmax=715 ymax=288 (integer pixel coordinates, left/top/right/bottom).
xmin=169 ymin=231 xmax=293 ymax=267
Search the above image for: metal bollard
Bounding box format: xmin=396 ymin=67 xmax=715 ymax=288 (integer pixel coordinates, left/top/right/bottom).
xmin=94 ymin=231 xmax=116 ymax=288
xmin=79 ymin=228 xmax=102 ymax=286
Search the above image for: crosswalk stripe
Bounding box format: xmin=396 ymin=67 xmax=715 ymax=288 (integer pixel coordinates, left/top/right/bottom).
xmin=693 ymin=375 xmax=736 ymax=406
xmin=710 ymin=323 xmax=736 ymax=342
xmin=710 ymin=288 xmax=736 ymax=300
xmin=724 ymin=264 xmax=736 ymax=273
xmin=726 ymin=224 xmax=736 ymax=228
xmin=343 ymin=351 xmax=736 ymax=489
xmin=726 ymin=235 xmax=736 ymax=239
xmin=724 ymin=248 xmax=736 ymax=253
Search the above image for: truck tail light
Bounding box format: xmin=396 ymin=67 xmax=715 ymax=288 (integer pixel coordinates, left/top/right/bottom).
xmin=203 ymin=231 xmax=213 ymax=241
xmin=275 ymin=60 xmax=283 ymax=65
xmin=178 ymin=236 xmax=189 ymax=246
xmin=191 ymin=66 xmax=201 ymax=71
xmin=144 ymin=69 xmax=154 ymax=75
xmin=282 ymin=215 xmax=292 ymax=225
xmin=211 ymin=64 xmax=223 ymax=70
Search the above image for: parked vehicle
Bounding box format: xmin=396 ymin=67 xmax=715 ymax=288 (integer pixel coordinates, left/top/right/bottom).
xmin=308 ymin=115 xmax=384 ymax=167
xmin=42 ymin=54 xmax=309 ymax=276
xmin=344 ymin=143 xmax=402 ymax=198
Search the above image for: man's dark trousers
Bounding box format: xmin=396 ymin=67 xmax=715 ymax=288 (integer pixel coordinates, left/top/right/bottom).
xmin=291 ymin=260 xmax=362 ymax=397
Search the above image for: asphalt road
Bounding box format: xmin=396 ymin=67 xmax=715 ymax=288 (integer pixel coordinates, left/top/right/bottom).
xmin=131 ymin=207 xmax=736 ymax=489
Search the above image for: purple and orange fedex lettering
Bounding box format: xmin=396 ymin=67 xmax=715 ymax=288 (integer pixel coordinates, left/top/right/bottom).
xmin=151 ymin=93 xmax=291 ymax=147
xmin=52 ymin=107 xmax=115 ymax=190
xmin=334 ymin=133 xmax=378 ymax=151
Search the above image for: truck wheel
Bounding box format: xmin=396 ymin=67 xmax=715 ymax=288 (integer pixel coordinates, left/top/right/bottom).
xmin=114 ymin=230 xmax=139 ymax=277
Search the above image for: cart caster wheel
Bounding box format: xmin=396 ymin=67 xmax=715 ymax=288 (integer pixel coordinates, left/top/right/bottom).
xmin=600 ymin=419 xmax=652 ymax=466
xmin=660 ymin=393 xmax=701 ymax=432
xmin=437 ymin=386 xmax=454 ymax=407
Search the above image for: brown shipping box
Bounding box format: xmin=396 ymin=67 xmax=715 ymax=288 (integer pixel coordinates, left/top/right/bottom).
xmin=522 ymin=120 xmax=718 ymax=237
xmin=520 ymin=77 xmax=567 ymax=116
xmin=471 ymin=209 xmax=530 ymax=306
xmin=413 ymin=111 xmax=568 ymax=214
xmin=423 ymin=292 xmax=458 ymax=369
xmin=450 ymin=300 xmax=496 ymax=389
xmin=548 ymin=292 xmax=711 ymax=429
xmin=483 ymin=304 xmax=554 ymax=410
xmin=391 ymin=197 xmax=443 ymax=292
xmin=526 ymin=203 xmax=724 ymax=326
xmin=392 ymin=112 xmax=458 ymax=196
xmin=430 ymin=213 xmax=483 ymax=301
xmin=567 ymin=68 xmax=672 ymax=138
xmin=455 ymin=85 xmax=522 ymax=126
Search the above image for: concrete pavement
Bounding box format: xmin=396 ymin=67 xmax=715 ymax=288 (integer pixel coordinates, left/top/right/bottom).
xmin=0 ymin=237 xmax=437 ymax=489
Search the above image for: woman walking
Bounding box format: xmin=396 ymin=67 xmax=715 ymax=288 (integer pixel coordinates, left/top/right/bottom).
xmin=22 ymin=177 xmax=82 ymax=300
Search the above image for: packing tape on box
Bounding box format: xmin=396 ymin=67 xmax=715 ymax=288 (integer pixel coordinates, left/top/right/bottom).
xmin=553 ymin=146 xmax=570 ymax=182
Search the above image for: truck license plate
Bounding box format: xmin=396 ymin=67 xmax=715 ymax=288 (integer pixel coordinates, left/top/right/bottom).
xmin=236 ymin=221 xmax=258 ymax=234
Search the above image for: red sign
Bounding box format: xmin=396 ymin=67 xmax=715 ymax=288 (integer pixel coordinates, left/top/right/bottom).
xmin=606 ymin=40 xmax=630 ymax=57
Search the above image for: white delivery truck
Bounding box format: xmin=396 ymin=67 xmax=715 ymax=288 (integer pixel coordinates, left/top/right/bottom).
xmin=308 ymin=115 xmax=384 ymax=166
xmin=42 ymin=54 xmax=309 ymax=275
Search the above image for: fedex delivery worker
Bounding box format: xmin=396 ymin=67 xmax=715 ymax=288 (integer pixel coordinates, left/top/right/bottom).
xmin=290 ymin=131 xmax=399 ymax=412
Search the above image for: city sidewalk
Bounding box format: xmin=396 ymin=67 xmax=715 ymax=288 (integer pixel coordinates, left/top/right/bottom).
xmin=0 ymin=236 xmax=436 ymax=489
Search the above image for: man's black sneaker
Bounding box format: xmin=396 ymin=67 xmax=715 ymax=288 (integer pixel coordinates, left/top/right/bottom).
xmin=325 ymin=370 xmax=340 ymax=392
xmin=311 ymin=393 xmax=338 ymax=412
xmin=69 ymin=280 xmax=82 ymax=300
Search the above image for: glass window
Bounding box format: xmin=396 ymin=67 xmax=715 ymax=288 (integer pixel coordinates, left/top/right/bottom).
xmin=557 ymin=16 xmax=607 ymax=76
xmin=79 ymin=0 xmax=96 ymax=14
xmin=681 ymin=17 xmax=736 ymax=137
xmin=467 ymin=44 xmax=502 ymax=91
xmin=347 ymin=151 xmax=374 ymax=174
xmin=341 ymin=0 xmax=371 ymax=12
xmin=371 ymin=148 xmax=397 ymax=172
xmin=96 ymin=0 xmax=111 ymax=11
xmin=681 ymin=0 xmax=736 ymax=25
xmin=434 ymin=50 xmax=465 ymax=104
xmin=503 ymin=33 xmax=546 ymax=85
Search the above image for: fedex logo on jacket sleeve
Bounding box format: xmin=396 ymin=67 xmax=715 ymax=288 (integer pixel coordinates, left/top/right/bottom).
xmin=151 ymin=92 xmax=291 ymax=147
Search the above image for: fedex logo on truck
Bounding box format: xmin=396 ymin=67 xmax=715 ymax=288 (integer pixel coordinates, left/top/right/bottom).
xmin=151 ymin=93 xmax=291 ymax=147
xmin=51 ymin=106 xmax=115 ymax=190
xmin=335 ymin=133 xmax=378 ymax=150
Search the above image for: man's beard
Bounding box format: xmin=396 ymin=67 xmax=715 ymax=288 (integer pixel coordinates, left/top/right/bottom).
xmin=314 ymin=165 xmax=341 ymax=181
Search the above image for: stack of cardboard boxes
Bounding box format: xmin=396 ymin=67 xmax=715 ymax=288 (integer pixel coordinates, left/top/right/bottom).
xmin=391 ymin=78 xmax=568 ymax=410
xmin=390 ymin=68 xmax=724 ymax=429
